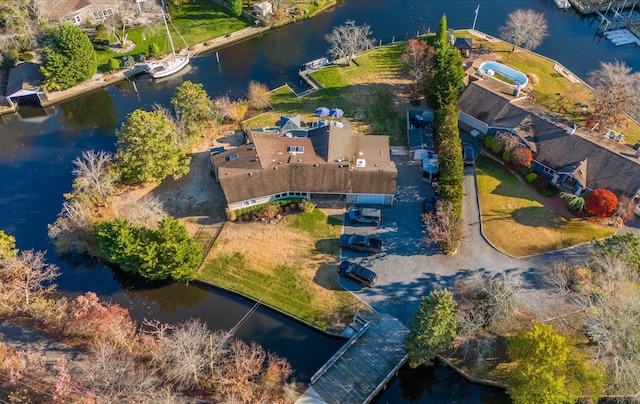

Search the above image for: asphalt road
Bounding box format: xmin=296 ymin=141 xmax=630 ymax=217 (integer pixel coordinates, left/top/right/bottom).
xmin=340 ymin=151 xmax=595 ymax=325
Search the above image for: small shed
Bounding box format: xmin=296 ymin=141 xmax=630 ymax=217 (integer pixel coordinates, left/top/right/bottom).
xmin=455 ymin=37 xmax=473 ymax=58
xmin=253 ymin=1 xmax=273 ymax=17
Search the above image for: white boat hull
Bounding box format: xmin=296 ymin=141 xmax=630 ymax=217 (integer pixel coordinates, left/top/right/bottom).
xmin=554 ymin=0 xmax=571 ymax=9
xmin=147 ymin=56 xmax=190 ymax=79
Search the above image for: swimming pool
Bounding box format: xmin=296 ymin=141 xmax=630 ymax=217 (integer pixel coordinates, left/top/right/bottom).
xmin=478 ymin=61 xmax=529 ymax=89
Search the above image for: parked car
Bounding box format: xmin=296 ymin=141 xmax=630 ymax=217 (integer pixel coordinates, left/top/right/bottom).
xmin=347 ymin=208 xmax=382 ymax=226
xmin=462 ymin=142 xmax=475 ymax=165
xmin=422 ymin=196 xmax=437 ymax=214
xmin=339 ymin=233 xmax=383 ymax=254
xmin=338 ymin=260 xmax=377 ymax=287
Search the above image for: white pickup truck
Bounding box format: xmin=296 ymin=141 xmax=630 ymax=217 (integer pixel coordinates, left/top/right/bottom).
xmin=347 ymin=208 xmax=382 ymax=226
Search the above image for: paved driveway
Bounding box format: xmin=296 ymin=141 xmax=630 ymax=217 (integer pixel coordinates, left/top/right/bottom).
xmin=340 ymin=153 xmax=593 ymax=324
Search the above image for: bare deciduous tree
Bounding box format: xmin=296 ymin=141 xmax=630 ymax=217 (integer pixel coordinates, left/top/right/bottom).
xmin=495 ymin=131 xmax=521 ymax=152
xmin=48 ymin=199 xmax=94 ymax=255
xmin=226 ymin=100 xmax=249 ymax=123
xmin=614 ymin=194 xmax=637 ymax=223
xmin=499 ymin=9 xmax=548 ymax=52
xmin=325 ymin=20 xmax=375 ymax=65
xmin=117 ymin=194 xmax=168 ymax=229
xmin=103 ymin=0 xmax=139 ymax=47
xmin=1 ymin=249 xmax=59 ymax=308
xmin=153 ymin=319 xmax=215 ymax=390
xmin=247 ymin=81 xmax=272 ymax=111
xmin=82 ymin=339 xmax=164 ymax=403
xmin=422 ymin=201 xmax=463 ymax=254
xmin=588 ymin=60 xmax=639 ymax=131
xmin=71 ymin=150 xmax=118 ymax=209
xmin=216 ymin=340 xmax=266 ymax=402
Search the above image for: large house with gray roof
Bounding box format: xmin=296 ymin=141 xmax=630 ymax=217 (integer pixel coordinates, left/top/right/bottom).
xmin=211 ymin=118 xmax=397 ymax=210
xmin=458 ymin=80 xmax=640 ymax=198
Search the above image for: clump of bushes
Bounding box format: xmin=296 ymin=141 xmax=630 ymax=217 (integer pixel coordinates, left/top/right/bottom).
xmin=532 ymin=174 xmax=550 ymax=191
xmin=18 ymin=53 xmax=34 ymax=62
xmin=298 ymin=199 xmax=316 ymax=212
xmin=148 ymin=43 xmax=161 ymax=59
xmin=121 ymin=55 xmax=135 ymax=68
xmin=510 ymin=147 xmax=533 ymax=168
xmin=107 ymin=58 xmax=121 ymax=72
xmin=231 ymin=198 xmax=305 ymax=222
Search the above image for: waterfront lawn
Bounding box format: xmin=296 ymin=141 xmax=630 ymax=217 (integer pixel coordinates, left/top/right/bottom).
xmin=244 ymin=44 xmax=409 ymax=145
xmin=475 ymin=155 xmax=614 ymax=257
xmin=95 ymin=1 xmax=250 ymax=72
xmin=198 ymin=209 xmax=368 ymax=330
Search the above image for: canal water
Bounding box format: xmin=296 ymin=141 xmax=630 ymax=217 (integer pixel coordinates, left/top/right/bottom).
xmin=1 ymin=0 xmax=638 ymax=401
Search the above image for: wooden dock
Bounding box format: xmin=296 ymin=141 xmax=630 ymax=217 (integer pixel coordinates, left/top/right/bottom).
xmin=295 ymin=312 xmax=408 ymax=404
xmin=569 ymin=0 xmax=640 ymax=15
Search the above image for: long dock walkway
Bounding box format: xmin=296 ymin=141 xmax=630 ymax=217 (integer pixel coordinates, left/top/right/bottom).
xmin=295 ymin=312 xmax=408 ymax=404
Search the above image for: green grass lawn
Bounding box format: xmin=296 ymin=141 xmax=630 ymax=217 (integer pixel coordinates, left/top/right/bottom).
xmin=244 ymin=44 xmax=409 ymax=145
xmin=198 ymin=209 xmax=366 ymax=330
xmin=475 ymin=155 xmax=614 ymax=257
xmin=95 ymin=1 xmax=250 ymax=72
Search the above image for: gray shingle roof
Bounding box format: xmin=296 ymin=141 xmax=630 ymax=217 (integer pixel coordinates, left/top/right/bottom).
xmin=459 ymin=81 xmax=640 ymax=196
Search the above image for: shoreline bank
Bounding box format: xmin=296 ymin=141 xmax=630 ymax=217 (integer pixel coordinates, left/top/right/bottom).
xmin=0 ymin=1 xmax=338 ymax=116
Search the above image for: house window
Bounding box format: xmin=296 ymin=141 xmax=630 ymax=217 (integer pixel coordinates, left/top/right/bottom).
xmin=92 ymin=8 xmax=114 ymax=21
xmin=543 ymin=166 xmax=555 ymax=175
xmin=225 ymin=153 xmax=239 ymax=161
xmin=287 ymin=146 xmax=304 ymax=153
xmin=74 ymin=15 xmax=82 ymax=25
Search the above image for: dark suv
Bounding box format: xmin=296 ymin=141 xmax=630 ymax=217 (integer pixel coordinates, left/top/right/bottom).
xmin=338 ymin=260 xmax=377 ymax=287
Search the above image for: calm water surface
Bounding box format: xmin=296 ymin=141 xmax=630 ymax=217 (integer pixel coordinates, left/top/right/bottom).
xmin=2 ymin=0 xmax=638 ymax=401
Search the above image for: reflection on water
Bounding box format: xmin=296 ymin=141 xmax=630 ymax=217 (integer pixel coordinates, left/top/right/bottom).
xmin=59 ymin=89 xmax=117 ymax=132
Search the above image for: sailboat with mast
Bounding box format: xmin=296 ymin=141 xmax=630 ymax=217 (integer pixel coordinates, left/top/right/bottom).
xmin=146 ymin=3 xmax=190 ymax=79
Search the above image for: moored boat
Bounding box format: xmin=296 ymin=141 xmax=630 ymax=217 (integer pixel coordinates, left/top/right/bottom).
xmin=554 ymin=0 xmax=571 ymax=10
xmin=146 ymin=3 xmax=190 ymax=79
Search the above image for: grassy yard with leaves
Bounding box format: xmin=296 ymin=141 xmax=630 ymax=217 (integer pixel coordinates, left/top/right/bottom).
xmin=95 ymin=1 xmax=251 ymax=72
xmin=475 ymin=156 xmax=614 ymax=257
xmin=244 ymin=44 xmax=410 ymax=145
xmin=198 ymin=208 xmax=369 ymax=330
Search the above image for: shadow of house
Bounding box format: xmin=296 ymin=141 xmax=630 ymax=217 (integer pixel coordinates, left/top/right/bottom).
xmin=4 ymin=63 xmax=47 ymax=108
xmin=458 ymin=80 xmax=640 ymax=198
xmin=211 ymin=116 xmax=398 ymax=210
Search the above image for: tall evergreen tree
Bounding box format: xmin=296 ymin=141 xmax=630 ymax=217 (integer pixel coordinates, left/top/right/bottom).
xmin=115 ymin=109 xmax=190 ymax=184
xmin=41 ymin=23 xmax=97 ymax=91
xmin=406 ymin=289 xmax=457 ymax=367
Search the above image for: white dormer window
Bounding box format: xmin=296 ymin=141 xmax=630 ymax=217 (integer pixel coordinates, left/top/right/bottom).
xmin=287 ymin=146 xmax=304 ymax=154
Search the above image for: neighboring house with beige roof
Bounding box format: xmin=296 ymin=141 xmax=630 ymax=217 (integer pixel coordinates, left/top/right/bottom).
xmin=458 ymin=80 xmax=640 ymax=198
xmin=211 ymin=118 xmax=398 ymax=210
xmin=40 ymin=0 xmax=121 ymax=25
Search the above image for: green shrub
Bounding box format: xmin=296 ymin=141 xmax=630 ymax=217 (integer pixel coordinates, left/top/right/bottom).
xmin=518 ymin=165 xmax=533 ymax=176
xmin=490 ymin=139 xmax=504 ymax=154
xmin=121 ymin=55 xmax=134 ymax=68
xmin=560 ymin=192 xmax=586 ymax=213
xmin=503 ymin=150 xmax=512 ymax=163
xmin=93 ymin=23 xmax=109 ymax=43
xmin=149 ymin=43 xmax=161 ymax=58
xmin=525 ymin=173 xmax=538 ymax=183
xmin=93 ymin=39 xmax=110 ymax=51
xmin=107 ymin=58 xmax=121 ymax=72
xmin=298 ymin=199 xmax=316 ymax=213
xmin=225 ymin=208 xmax=237 ymax=221
xmin=18 ymin=53 xmax=34 ymax=62
xmin=482 ymin=136 xmax=493 ymax=148
xmin=1 ymin=49 xmax=18 ymax=70
xmin=540 ymin=186 xmax=560 ymax=198
xmin=134 ymin=52 xmax=146 ymax=63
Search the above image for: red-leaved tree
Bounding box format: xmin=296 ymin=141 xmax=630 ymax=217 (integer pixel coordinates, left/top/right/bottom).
xmin=510 ymin=146 xmax=533 ymax=167
xmin=586 ymin=189 xmax=618 ymax=217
